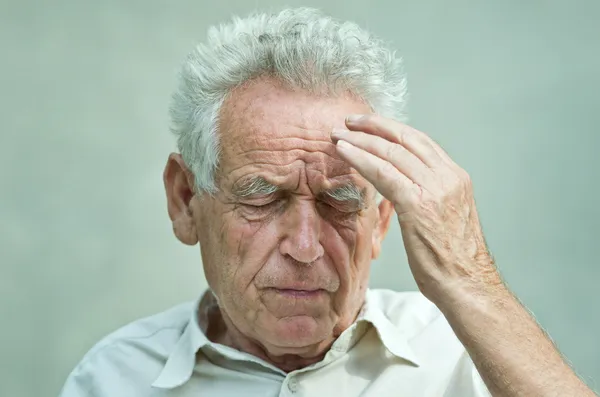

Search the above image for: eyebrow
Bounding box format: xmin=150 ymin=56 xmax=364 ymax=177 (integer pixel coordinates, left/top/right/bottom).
xmin=231 ymin=177 xmax=367 ymax=207
xmin=322 ymin=183 xmax=366 ymax=208
xmin=231 ymin=176 xmax=279 ymax=198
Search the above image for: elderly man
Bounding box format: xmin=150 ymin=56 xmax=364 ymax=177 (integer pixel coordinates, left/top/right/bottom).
xmin=60 ymin=8 xmax=595 ymax=397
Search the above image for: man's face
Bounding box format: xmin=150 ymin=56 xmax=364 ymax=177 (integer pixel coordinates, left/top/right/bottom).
xmin=168 ymin=78 xmax=392 ymax=355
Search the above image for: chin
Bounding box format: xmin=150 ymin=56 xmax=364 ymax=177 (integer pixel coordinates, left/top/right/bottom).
xmin=267 ymin=315 xmax=332 ymax=349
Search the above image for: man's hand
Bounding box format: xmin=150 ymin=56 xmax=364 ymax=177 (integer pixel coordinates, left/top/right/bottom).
xmin=331 ymin=114 xmax=597 ymax=397
xmin=331 ymin=114 xmax=502 ymax=305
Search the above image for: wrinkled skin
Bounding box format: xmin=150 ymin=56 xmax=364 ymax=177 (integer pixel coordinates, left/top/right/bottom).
xmin=163 ymin=78 xmax=394 ymax=371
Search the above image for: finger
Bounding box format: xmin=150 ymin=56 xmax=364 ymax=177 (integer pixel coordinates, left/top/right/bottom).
xmin=331 ymin=128 xmax=436 ymax=189
xmin=345 ymin=114 xmax=449 ymax=169
xmin=334 ymin=139 xmax=420 ymax=207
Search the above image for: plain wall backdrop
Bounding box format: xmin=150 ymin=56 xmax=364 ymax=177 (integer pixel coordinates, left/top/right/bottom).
xmin=1 ymin=1 xmax=598 ymax=396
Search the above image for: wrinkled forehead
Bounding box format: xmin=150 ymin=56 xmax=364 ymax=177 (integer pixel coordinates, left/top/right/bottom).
xmin=217 ymin=78 xmax=373 ymax=190
xmin=219 ymin=78 xmax=366 ymax=143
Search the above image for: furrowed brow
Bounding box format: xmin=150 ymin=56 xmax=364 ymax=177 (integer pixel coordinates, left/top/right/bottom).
xmin=231 ymin=176 xmax=279 ymax=198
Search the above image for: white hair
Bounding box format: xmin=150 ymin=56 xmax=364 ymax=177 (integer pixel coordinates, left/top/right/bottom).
xmin=169 ymin=7 xmax=408 ymax=196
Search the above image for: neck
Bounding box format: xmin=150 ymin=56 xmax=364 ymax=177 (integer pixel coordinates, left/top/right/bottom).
xmin=220 ymin=326 xmax=331 ymax=372
xmin=202 ymin=301 xmax=360 ymax=372
xmin=199 ymin=291 xmax=365 ymax=372
xmin=212 ymin=307 xmax=344 ymax=372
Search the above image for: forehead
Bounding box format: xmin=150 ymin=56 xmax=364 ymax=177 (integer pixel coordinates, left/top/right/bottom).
xmin=218 ymin=78 xmax=372 ymax=192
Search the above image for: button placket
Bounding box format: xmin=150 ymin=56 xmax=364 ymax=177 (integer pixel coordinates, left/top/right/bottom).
xmin=287 ymin=376 xmax=298 ymax=393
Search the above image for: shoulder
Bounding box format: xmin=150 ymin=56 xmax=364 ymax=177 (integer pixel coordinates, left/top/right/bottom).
xmin=59 ymin=301 xmax=194 ymax=396
xmin=78 ymin=301 xmax=193 ymax=366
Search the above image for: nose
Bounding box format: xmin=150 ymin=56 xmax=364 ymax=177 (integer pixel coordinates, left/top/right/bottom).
xmin=279 ymin=199 xmax=324 ymax=264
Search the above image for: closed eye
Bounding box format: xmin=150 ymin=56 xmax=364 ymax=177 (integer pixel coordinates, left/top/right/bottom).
xmin=242 ymin=198 xmax=285 ymax=212
xmin=317 ymin=200 xmax=361 ymax=216
xmin=246 ymin=201 xmax=278 ymax=209
xmin=324 ymin=198 xmax=361 ymax=212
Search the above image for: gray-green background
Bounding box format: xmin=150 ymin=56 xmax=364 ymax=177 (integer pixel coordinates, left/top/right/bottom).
xmin=1 ymin=1 xmax=598 ymax=396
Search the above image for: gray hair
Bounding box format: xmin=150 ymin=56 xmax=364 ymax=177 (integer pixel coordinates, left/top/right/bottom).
xmin=169 ymin=7 xmax=408 ymax=196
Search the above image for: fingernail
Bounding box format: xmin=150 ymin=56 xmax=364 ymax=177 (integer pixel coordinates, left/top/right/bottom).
xmin=346 ymin=114 xmax=364 ymax=123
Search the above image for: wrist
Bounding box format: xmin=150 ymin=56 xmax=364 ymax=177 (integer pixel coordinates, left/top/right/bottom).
xmin=433 ymin=279 xmax=517 ymax=354
xmin=429 ymin=267 xmax=510 ymax=317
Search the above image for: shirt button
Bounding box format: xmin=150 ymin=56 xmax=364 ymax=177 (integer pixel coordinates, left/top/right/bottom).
xmin=288 ymin=377 xmax=298 ymax=393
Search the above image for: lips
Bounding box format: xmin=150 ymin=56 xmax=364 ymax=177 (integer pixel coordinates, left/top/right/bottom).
xmin=260 ymin=280 xmax=338 ymax=293
xmin=267 ymin=282 xmax=330 ymax=292
xmin=273 ymin=285 xmax=322 ymax=292
xmin=271 ymin=288 xmax=326 ymax=298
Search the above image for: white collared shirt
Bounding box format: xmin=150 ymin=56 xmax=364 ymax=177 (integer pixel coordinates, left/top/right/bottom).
xmin=59 ymin=289 xmax=491 ymax=397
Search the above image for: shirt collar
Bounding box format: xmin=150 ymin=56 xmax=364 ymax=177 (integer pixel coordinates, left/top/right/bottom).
xmin=151 ymin=292 xmax=211 ymax=389
xmin=152 ymin=288 xmax=420 ymax=389
xmin=357 ymin=289 xmax=420 ymax=367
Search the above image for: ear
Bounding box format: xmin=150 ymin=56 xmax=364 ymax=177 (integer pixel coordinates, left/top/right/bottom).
xmin=371 ymin=198 xmax=394 ymax=260
xmin=163 ymin=153 xmax=198 ymax=246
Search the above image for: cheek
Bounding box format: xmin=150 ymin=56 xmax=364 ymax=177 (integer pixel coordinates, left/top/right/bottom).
xmin=354 ymin=221 xmax=376 ymax=265
xmin=321 ymin=222 xmax=360 ymax=290
xmin=322 ymin=222 xmax=355 ymax=266
xmin=324 ymin=218 xmax=374 ymax=284
xmin=219 ymin=215 xmax=281 ymax=291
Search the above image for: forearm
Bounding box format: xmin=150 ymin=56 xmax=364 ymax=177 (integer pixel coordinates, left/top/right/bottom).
xmin=437 ymin=285 xmax=595 ymax=397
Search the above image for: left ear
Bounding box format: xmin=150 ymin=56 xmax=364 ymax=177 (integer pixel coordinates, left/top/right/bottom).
xmin=371 ymin=198 xmax=395 ymax=260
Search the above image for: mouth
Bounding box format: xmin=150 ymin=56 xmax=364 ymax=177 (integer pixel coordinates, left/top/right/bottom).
xmin=270 ymin=288 xmax=327 ymax=298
